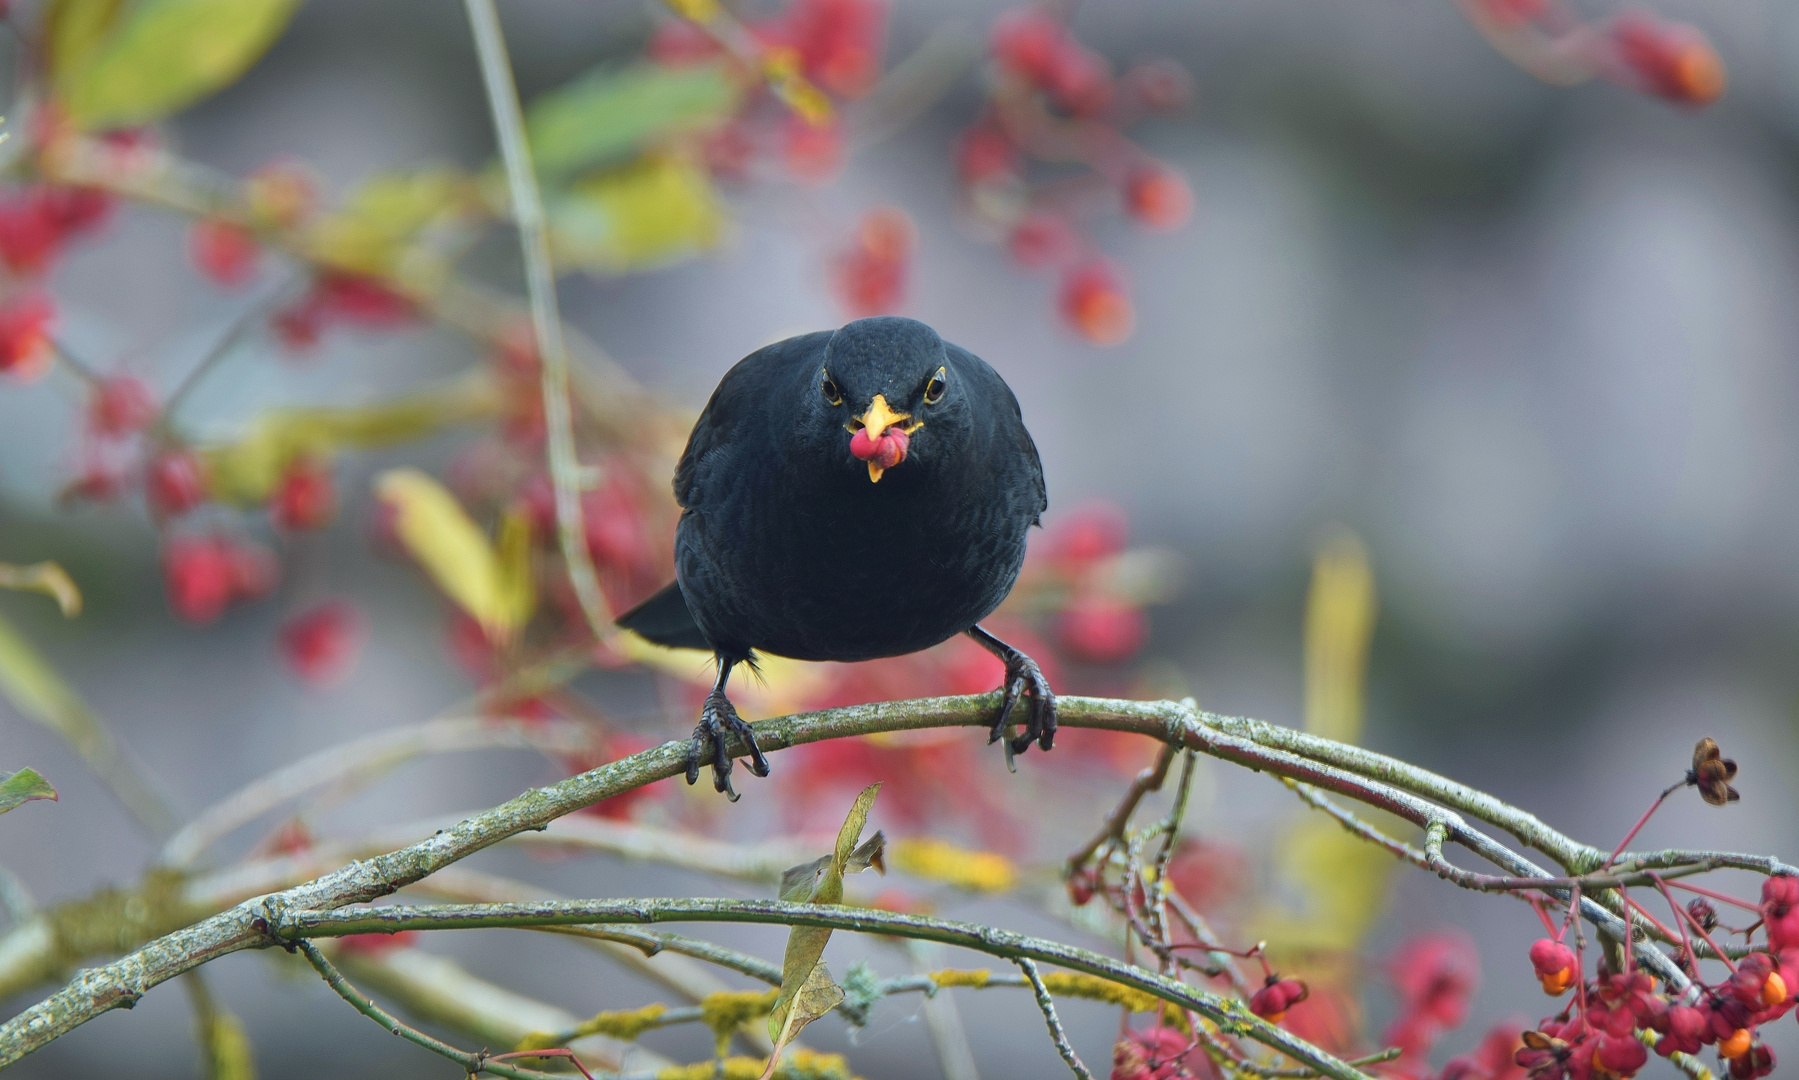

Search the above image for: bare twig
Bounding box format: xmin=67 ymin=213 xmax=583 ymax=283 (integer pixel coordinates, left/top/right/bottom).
xmin=462 ymin=0 xmax=611 ymax=640
xmin=1067 ymin=741 xmax=1177 ymax=872
xmin=1016 ymin=958 xmax=1095 ymax=1080
xmin=279 ymin=898 xmax=1371 ymax=1080
xmin=160 ymin=715 xmax=598 ymax=868
xmin=295 ymin=940 xmax=580 ymax=1080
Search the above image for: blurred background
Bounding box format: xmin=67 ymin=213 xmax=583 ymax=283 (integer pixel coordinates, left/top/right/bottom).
xmin=3 ymin=0 xmax=1798 ymax=1077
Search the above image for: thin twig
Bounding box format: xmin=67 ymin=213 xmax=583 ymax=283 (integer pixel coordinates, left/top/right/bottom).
xmin=462 ymin=0 xmax=611 ymax=640
xmin=1016 ymin=959 xmax=1094 ymax=1080
xmin=1067 ymin=741 xmax=1177 ymax=872
xmin=281 ymin=898 xmax=1370 ymax=1080
xmin=295 ymin=940 xmax=580 ymax=1080
xmin=157 ymin=280 xmax=299 ymax=435
xmin=160 ymin=715 xmax=598 ymax=868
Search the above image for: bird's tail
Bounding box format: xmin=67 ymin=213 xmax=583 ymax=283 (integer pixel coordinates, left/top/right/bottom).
xmin=615 ymin=580 xmax=711 ymax=650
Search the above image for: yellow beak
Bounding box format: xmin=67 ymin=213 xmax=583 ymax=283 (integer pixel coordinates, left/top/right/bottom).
xmin=857 ymin=394 xmax=910 ymax=441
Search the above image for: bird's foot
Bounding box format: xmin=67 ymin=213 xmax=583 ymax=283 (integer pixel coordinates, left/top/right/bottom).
xmin=684 ymin=689 xmax=770 ymax=802
xmin=987 ymin=648 xmax=1057 ymax=758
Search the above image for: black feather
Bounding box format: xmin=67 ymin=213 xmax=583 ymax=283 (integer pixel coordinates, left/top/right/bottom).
xmin=614 ymin=581 xmax=711 ymax=650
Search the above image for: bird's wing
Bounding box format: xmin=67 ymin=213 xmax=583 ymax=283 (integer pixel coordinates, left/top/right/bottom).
xmin=674 ymin=331 xmax=832 ymax=511
xmin=950 ymin=344 xmax=1048 ymax=523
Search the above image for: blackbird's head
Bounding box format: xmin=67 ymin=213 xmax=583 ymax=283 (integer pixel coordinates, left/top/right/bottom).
xmin=815 ymin=317 xmax=964 ymax=483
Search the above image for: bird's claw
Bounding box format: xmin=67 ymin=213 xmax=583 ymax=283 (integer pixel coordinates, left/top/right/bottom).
xmin=685 ymin=689 xmax=769 ymax=802
xmin=986 ymin=650 xmax=1056 ymax=756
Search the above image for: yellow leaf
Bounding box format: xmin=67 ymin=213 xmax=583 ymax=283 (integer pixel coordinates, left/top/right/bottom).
xmin=304 ymin=169 xmax=474 ymax=278
xmin=495 ymin=506 xmax=539 ymax=634
xmin=205 ymin=1010 xmax=257 ymax=1080
xmin=663 ymin=0 xmax=721 ymax=22
xmin=53 ymin=0 xmax=301 ymax=130
xmin=889 ymin=837 xmax=1016 ymax=893
xmin=375 ymin=468 xmax=523 ymax=642
xmin=44 ymin=0 xmax=129 ymax=93
xmin=0 ymin=562 xmax=82 ymax=617
xmin=201 ymin=377 xmax=498 ymax=505
xmin=767 ymin=785 xmax=880 ymax=1045
xmin=553 ymin=155 xmax=723 ymax=273
xmin=1303 ymin=530 xmax=1377 ymax=746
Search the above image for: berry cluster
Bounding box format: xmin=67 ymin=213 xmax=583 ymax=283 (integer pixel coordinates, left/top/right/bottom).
xmin=649 ymin=0 xmax=887 ymax=187
xmin=1463 ymin=0 xmax=1725 ymax=107
xmin=957 ymin=6 xmax=1195 ymax=345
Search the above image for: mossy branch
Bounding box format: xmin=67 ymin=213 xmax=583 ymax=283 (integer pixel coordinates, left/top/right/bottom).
xmin=1 ymin=694 xmax=1788 ymax=1071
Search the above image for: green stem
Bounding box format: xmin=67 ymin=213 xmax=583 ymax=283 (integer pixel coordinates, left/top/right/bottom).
xmin=461 ymin=0 xmax=612 ymax=639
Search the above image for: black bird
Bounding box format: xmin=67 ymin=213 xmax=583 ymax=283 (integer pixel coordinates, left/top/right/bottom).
xmin=617 ymin=316 xmax=1055 ymax=798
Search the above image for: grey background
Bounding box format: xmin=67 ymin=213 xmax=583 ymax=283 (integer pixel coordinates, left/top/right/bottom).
xmin=4 ymin=0 xmax=1799 ymax=1076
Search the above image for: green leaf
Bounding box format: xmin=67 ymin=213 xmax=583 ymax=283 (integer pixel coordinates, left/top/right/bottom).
xmin=0 ymin=562 xmax=82 ymax=617
xmin=768 ymin=784 xmax=881 ymax=1044
xmin=53 ymin=0 xmax=302 ymax=130
xmin=549 ymin=155 xmax=723 ymax=274
xmin=526 ymin=62 xmax=739 ymax=181
xmin=0 ymin=767 xmax=56 ymax=815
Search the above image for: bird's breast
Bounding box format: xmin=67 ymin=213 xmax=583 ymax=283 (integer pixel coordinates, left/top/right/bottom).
xmin=676 ymin=461 xmax=1031 ymax=662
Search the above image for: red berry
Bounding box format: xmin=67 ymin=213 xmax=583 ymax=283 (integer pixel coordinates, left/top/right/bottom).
xmin=991 ymin=7 xmax=1064 ymax=82
xmin=1044 ymin=40 xmax=1112 ymax=115
xmin=1125 ymin=166 xmax=1193 ymax=231
xmin=315 ymin=273 xmax=415 ymax=327
xmin=1006 ymin=212 xmax=1077 ymax=270
xmin=783 ymin=117 xmax=844 ymax=183
xmin=90 ymin=376 xmax=157 ymax=436
xmin=35 ymin=185 xmax=112 ymax=236
xmin=1529 ymin=938 xmax=1578 ymax=995
xmin=0 ymin=292 xmax=55 ymax=380
xmin=271 ymin=459 xmax=337 ymax=531
xmin=1249 ymin=977 xmax=1308 ymax=1024
xmin=956 ymin=126 xmax=1018 ymax=185
xmin=582 ymin=481 xmax=651 ymax=572
xmin=1057 ymin=598 xmax=1146 ymax=663
xmin=190 ymin=218 xmax=261 ymax=286
xmin=162 ymin=536 xmax=236 ymax=624
xmin=1044 ymin=500 xmax=1129 ymax=565
xmin=278 ymin=600 xmax=364 ymax=687
xmin=1763 ymin=876 xmax=1799 ymax=952
xmin=833 ymin=208 xmax=914 ymax=316
xmin=146 ymin=450 xmax=209 ymax=517
xmin=1593 ymin=1031 xmax=1648 ymax=1076
xmin=1058 ymin=260 xmax=1133 ymax=346
xmin=1609 ymin=11 xmax=1725 ymax=106
xmin=782 ymin=0 xmax=887 ymax=99
xmin=0 ymin=193 xmax=63 ymax=274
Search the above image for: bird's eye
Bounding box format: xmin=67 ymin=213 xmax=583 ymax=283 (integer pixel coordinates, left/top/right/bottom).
xmin=923 ymin=368 xmax=947 ymax=405
xmin=821 ymin=375 xmax=843 ymax=406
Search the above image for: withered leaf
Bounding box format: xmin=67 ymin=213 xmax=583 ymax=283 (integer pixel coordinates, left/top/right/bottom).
xmin=1688 ymin=737 xmax=1740 ymax=807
